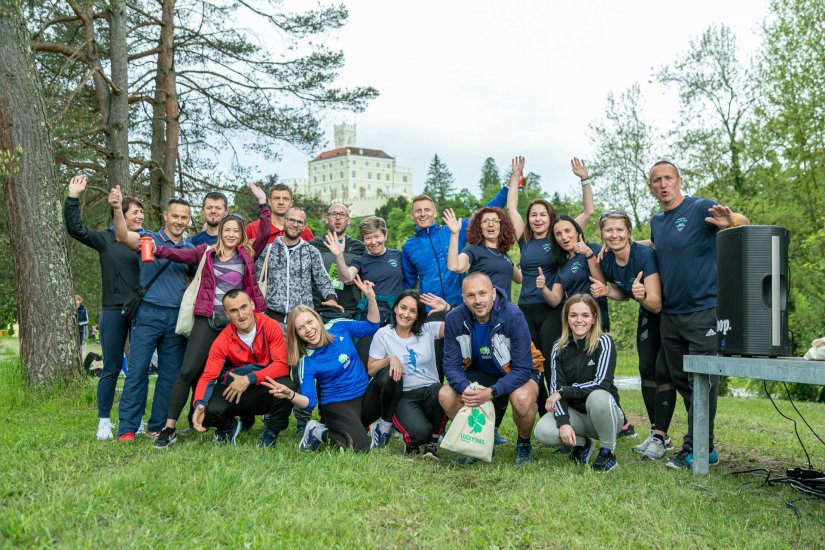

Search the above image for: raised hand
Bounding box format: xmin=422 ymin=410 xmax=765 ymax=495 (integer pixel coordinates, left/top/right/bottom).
xmin=512 ymin=156 xmax=525 ymax=176
xmin=705 ymin=204 xmax=737 ymax=228
xmin=589 ymin=275 xmax=607 ymax=298
xmin=67 ymin=175 xmax=87 ymax=198
xmin=631 ymin=271 xmax=646 ymax=301
xmin=323 ymin=231 xmax=345 ymax=257
xmin=442 ymin=208 xmax=462 ymax=235
xmin=572 ymin=234 xmax=592 ymax=258
xmin=352 ymin=275 xmax=375 ymax=301
xmin=536 ymin=267 xmax=546 ymax=290
xmin=108 ymin=184 xmax=122 ymax=208
xmin=571 ymin=157 xmax=590 ymax=181
xmin=248 ymin=182 xmax=266 ymax=204
xmin=420 ymin=293 xmax=448 ymax=314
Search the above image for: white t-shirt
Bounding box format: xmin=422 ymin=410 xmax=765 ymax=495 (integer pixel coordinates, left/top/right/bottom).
xmin=369 ymin=323 xmax=442 ymax=391
xmin=238 ymin=326 xmax=257 ymax=349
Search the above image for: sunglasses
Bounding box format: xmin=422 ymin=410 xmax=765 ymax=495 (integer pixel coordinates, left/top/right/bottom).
xmin=599 ymin=210 xmax=629 ymax=222
xmin=222 ymin=213 xmax=244 ymax=222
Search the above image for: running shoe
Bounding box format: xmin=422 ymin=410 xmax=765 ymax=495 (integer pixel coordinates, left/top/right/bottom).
xmin=618 ymin=422 xmax=637 ymax=438
xmin=298 ymin=420 xmax=326 ymax=452
xmin=153 ymin=427 xmax=177 ymax=449
xmin=258 ymin=427 xmax=279 ymax=448
xmin=666 ymin=447 xmax=719 ymax=469
xmin=592 ymin=448 xmax=618 ymax=472
xmin=514 ymin=440 xmax=535 ymax=466
xmin=422 ymin=443 xmax=439 ymax=461
xmin=118 ymin=432 xmax=135 ymax=442
xmin=370 ymin=421 xmax=392 ymax=449
xmin=494 ymin=430 xmax=507 ymax=446
xmin=136 ymin=420 xmax=147 ymax=435
xmin=96 ymin=419 xmax=114 ymax=440
xmin=632 ymin=432 xmax=655 ymax=454
xmin=214 ymin=418 xmax=242 ymax=445
xmin=146 ymin=430 xmax=161 ymax=439
xmin=569 ymin=438 xmax=595 ymax=465
xmin=641 ymin=437 xmax=666 ymax=461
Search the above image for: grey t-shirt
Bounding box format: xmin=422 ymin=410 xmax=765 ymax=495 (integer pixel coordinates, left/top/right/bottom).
xmin=369 ymin=323 xmax=442 ymax=391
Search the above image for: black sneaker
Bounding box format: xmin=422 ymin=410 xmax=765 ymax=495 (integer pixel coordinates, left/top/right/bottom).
xmin=569 ymin=437 xmax=595 ymax=465
xmin=422 ymin=443 xmax=439 ymax=461
xmin=153 ymin=426 xmax=177 ymax=449
xmin=618 ymin=422 xmax=637 ymax=438
xmin=215 ymin=418 xmax=242 ymax=445
xmin=592 ymin=448 xmax=618 ymax=472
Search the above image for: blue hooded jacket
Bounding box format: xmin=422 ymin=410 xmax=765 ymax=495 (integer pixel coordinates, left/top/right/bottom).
xmin=443 ymin=287 xmax=533 ymax=397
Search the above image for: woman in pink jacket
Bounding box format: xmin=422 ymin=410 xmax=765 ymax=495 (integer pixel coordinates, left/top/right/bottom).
xmin=153 ymin=183 xmax=270 ymax=448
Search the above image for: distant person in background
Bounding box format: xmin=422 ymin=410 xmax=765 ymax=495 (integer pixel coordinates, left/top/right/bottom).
xmin=64 ymin=175 xmax=143 ymax=440
xmin=188 ymin=192 xmax=228 ymax=246
xmin=246 ymin=183 xmax=314 ymax=244
xmin=76 ymin=294 xmax=89 ymax=359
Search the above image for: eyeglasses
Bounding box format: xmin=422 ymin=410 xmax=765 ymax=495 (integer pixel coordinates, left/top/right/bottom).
xmin=599 ymin=210 xmax=629 ymax=222
xmin=326 ymin=211 xmax=349 ymax=219
xmin=286 ymin=217 xmax=306 ymax=226
xmin=480 ymin=218 xmax=501 ymax=226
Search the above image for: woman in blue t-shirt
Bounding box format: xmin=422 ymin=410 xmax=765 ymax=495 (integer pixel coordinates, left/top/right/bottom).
xmin=444 ymin=206 xmax=522 ymax=300
xmin=265 ymin=276 xmax=402 ymax=453
xmin=588 ymin=211 xmax=674 ymax=460
xmin=504 ymin=156 xmax=595 ymax=377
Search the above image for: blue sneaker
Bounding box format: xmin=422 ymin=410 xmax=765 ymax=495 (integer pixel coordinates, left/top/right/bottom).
xmin=569 ymin=437 xmax=595 ymax=465
xmin=591 ymin=448 xmax=618 ymax=472
xmin=214 ymin=418 xmax=242 ymax=445
xmin=295 ymin=419 xmax=307 ymax=436
xmin=258 ymin=427 xmax=279 ymax=448
xmin=298 ymin=420 xmax=326 ymax=452
xmin=494 ymin=430 xmax=507 ymax=446
xmin=514 ymin=440 xmax=534 ymax=466
xmin=666 ymin=447 xmax=719 ymax=469
xmin=370 ymin=422 xmax=393 ymax=449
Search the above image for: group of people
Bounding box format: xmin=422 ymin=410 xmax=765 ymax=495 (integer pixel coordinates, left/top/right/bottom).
xmin=64 ymin=155 xmax=746 ymax=472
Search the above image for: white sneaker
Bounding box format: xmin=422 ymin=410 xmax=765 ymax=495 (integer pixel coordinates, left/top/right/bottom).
xmin=96 ymin=419 xmax=114 ymax=440
xmin=136 ymin=420 xmax=147 ymax=435
xmin=632 ymin=432 xmax=655 ymax=454
xmin=641 ymin=437 xmax=667 ymax=460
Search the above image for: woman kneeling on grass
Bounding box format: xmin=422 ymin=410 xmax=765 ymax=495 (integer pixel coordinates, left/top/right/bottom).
xmin=264 ymin=276 xmax=402 ymax=452
xmin=534 ymin=293 xmax=622 ymax=472
xmin=367 ymin=290 xmax=450 ymax=457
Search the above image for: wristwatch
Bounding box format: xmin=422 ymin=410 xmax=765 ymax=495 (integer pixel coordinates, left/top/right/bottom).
xmin=490 ymin=387 xmax=499 ymax=399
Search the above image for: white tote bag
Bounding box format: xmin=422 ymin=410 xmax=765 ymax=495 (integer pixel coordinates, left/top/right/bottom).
xmin=440 ymin=382 xmax=496 ymax=462
xmin=257 ymin=243 xmax=272 ymax=297
xmin=175 ymin=247 xmax=212 ymax=337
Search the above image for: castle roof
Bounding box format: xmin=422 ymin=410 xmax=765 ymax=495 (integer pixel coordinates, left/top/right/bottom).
xmin=311 ymin=146 xmax=394 ymax=162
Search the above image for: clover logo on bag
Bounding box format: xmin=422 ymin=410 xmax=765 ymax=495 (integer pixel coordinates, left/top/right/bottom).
xmin=468 ymin=408 xmax=486 ymax=434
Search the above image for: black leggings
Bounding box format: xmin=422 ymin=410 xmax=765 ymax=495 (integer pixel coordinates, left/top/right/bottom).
xmin=519 ymin=303 xmax=562 ymax=417
xmin=203 ymin=376 xmax=295 ymax=432
xmin=319 ymin=366 xmax=402 ymax=452
xmin=167 ymin=316 xmax=221 ymax=421
xmin=638 ymin=312 xmax=678 ymax=432
xmin=393 ymin=383 xmax=446 ymax=448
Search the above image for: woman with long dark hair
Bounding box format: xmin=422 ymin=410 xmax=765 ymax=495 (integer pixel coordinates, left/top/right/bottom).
xmin=444 ymin=206 xmax=522 ymax=301
xmin=152 ymin=183 xmax=272 ymax=448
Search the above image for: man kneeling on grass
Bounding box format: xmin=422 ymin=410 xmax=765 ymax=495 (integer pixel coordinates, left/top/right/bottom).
xmin=190 ymin=289 xmax=295 ymax=446
xmin=439 ymin=272 xmax=539 ymax=465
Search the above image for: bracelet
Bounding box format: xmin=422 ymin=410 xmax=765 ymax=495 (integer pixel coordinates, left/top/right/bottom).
xmin=290 ymin=390 xmax=296 ymax=400
xmin=580 ymin=178 xmax=591 ymax=186
xmin=730 ymin=214 xmax=738 ymax=227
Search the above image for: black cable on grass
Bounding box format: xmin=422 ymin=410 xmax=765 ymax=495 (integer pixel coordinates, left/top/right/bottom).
xmin=764 ymin=380 xmax=812 ymax=470
xmin=782 ymin=382 xmax=825 ymax=447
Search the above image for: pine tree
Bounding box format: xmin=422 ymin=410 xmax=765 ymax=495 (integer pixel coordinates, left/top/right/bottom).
xmin=423 ymin=154 xmax=455 ymax=205
xmin=478 ymin=157 xmax=501 ymax=205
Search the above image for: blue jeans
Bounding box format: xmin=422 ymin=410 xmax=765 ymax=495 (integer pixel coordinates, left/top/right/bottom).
xmin=117 ymin=303 xmax=187 ymax=435
xmin=98 ymin=308 xmax=129 ymax=418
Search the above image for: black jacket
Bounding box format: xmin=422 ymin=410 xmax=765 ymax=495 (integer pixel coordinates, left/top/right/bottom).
xmin=548 ymin=335 xmax=618 ymax=427
xmin=309 ymin=235 xmax=366 ymax=316
xmin=64 ymin=197 xmax=140 ymax=309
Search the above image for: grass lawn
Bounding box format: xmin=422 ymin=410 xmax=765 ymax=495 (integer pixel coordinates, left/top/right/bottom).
xmin=0 ymin=353 xmax=823 ymax=548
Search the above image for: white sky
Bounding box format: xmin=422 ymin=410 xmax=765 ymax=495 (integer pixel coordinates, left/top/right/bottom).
xmin=252 ymin=0 xmax=771 ymax=199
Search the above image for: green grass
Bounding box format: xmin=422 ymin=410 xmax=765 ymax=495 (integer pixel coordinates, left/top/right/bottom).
xmin=1 ymin=355 xmax=824 ymax=548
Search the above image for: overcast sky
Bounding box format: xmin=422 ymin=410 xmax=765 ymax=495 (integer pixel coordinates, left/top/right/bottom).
xmin=251 ymin=0 xmax=771 ymax=199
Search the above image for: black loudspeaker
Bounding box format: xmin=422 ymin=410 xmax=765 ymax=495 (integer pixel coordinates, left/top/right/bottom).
xmin=716 ymin=225 xmax=790 ymax=357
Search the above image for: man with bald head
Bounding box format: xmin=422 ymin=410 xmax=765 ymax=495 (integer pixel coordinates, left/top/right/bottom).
xmin=439 ymin=272 xmax=539 ymax=465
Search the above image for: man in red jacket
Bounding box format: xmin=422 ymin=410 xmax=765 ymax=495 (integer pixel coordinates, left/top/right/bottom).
xmin=192 ymin=289 xmax=295 ymax=447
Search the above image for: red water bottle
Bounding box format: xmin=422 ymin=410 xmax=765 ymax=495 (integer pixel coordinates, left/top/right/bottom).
xmin=140 ymin=235 xmax=154 ymax=262
xmin=518 ymin=173 xmax=525 ymax=188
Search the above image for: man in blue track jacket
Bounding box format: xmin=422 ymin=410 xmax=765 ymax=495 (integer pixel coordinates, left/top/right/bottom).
xmin=439 ymin=273 xmax=540 ymax=465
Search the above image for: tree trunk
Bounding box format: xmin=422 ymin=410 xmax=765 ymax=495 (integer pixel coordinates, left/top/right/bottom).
xmin=0 ymin=7 xmax=83 ymax=383
xmin=106 ymin=0 xmax=130 ymax=193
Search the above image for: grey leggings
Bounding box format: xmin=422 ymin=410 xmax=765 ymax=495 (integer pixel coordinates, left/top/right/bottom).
xmin=534 ymin=389 xmax=623 ymax=452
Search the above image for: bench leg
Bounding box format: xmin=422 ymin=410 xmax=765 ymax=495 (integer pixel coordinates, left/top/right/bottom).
xmin=692 ymin=373 xmax=710 ymax=475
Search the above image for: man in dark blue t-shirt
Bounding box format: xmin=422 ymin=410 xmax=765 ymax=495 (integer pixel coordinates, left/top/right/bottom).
xmin=647 ymin=161 xmax=748 ymax=470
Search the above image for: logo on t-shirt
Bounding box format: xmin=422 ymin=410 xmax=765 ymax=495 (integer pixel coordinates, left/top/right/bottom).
xmin=404 ymin=347 xmax=422 ymax=375
xmin=479 ymin=346 xmax=492 ymax=359
xmin=328 ymin=263 xmax=343 ymax=290
xmin=542 ymin=243 xmax=551 ymax=253
xmin=570 ymin=260 xmax=584 ymax=273
xmin=675 ymin=217 xmax=688 ymax=232
xmin=338 ymin=353 xmax=351 ymax=369
xmin=388 ymin=258 xmax=399 ymax=268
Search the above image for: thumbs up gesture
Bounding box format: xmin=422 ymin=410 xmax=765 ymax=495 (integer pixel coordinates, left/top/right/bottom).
xmin=536 ymin=266 xmax=546 ymax=289
xmin=573 ymin=234 xmax=594 ymax=258
xmin=631 ymin=271 xmax=647 ymax=302
xmin=589 ymin=275 xmax=606 ymax=298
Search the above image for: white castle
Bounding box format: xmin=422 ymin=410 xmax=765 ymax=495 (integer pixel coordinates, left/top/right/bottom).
xmin=295 ymin=124 xmax=413 ymax=217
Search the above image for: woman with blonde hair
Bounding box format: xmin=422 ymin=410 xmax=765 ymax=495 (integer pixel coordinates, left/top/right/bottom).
xmin=534 ymin=293 xmax=622 ymax=472
xmin=265 ymin=276 xmax=402 ymax=452
xmin=153 ymin=183 xmax=272 ymax=448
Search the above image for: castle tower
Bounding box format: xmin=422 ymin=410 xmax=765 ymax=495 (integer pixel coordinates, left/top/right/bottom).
xmin=334 ymin=123 xmax=357 ymax=148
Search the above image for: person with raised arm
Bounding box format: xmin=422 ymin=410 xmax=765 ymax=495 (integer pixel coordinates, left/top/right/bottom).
xmin=245 ymin=183 xmax=314 ymax=244
xmin=444 ymin=206 xmax=522 ymax=302
xmin=265 ymin=276 xmax=402 ymax=453
xmin=153 ymin=183 xmax=273 ymax=449
xmin=64 ymin=175 xmax=144 ymax=439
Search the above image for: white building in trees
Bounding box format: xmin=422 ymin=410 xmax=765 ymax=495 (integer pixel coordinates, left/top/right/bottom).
xmin=302 ymin=124 xmax=412 ymax=217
